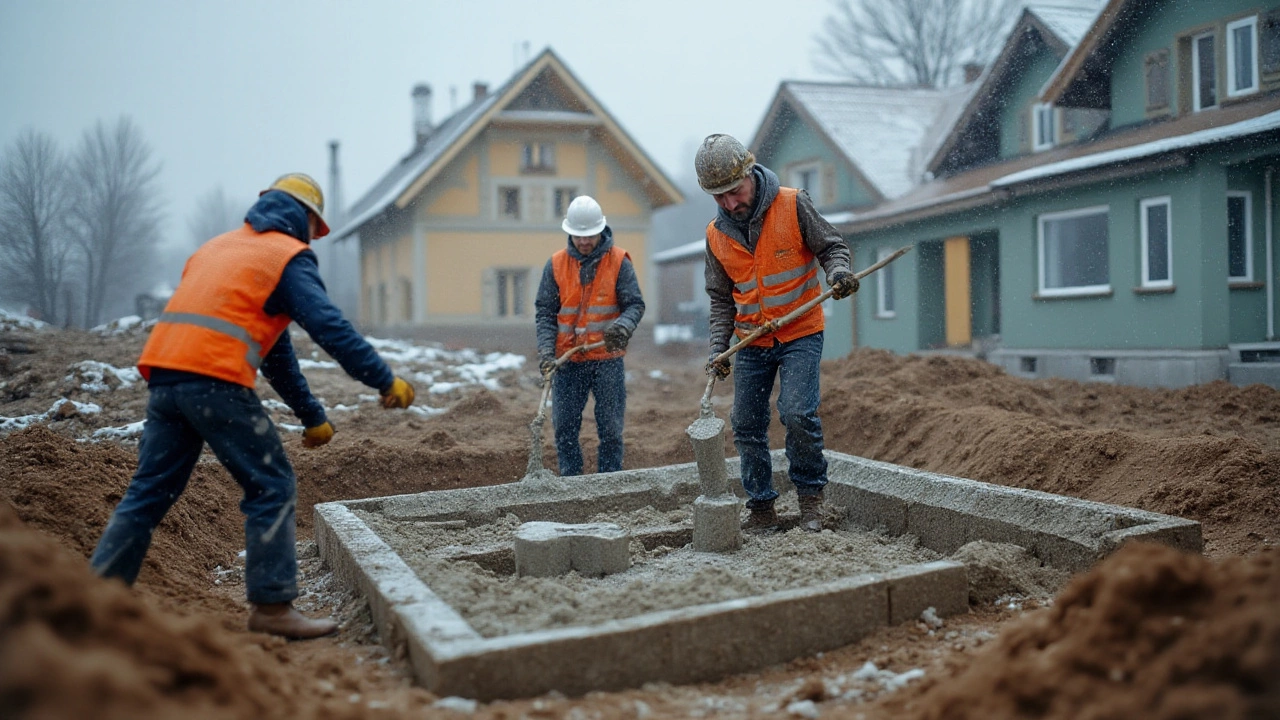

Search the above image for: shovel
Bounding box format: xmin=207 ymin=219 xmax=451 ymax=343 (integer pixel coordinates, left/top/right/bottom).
xmin=698 ymin=244 xmax=912 ymax=418
xmin=525 ymin=340 xmax=606 ymax=479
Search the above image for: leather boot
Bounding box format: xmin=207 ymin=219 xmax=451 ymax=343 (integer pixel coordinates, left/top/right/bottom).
xmin=742 ymin=501 xmax=781 ymax=533
xmin=799 ymin=493 xmax=824 ymax=533
xmin=248 ymin=602 xmax=339 ymax=640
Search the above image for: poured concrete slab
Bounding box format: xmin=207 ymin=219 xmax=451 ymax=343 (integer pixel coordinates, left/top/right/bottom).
xmin=315 ymin=449 xmax=1200 ymax=700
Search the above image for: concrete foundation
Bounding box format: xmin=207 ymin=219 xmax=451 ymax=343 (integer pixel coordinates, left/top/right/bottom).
xmin=315 ymin=449 xmax=1201 ymax=700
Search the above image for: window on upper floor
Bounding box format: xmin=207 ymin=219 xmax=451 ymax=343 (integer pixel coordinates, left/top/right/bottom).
xmin=1144 ymin=49 xmax=1171 ymax=113
xmin=1038 ymin=206 xmax=1111 ymax=297
xmin=1227 ymin=16 xmax=1260 ymax=97
xmin=1262 ymin=10 xmax=1280 ymax=76
xmin=553 ymin=187 xmax=578 ymax=218
xmin=876 ymin=247 xmax=896 ymax=318
xmin=1139 ymin=197 xmax=1172 ymax=289
xmin=521 ymin=143 xmax=555 ymax=173
xmin=1227 ymin=191 xmax=1253 ymax=282
xmin=1192 ymin=31 xmax=1218 ymax=111
xmin=1032 ymin=103 xmax=1055 ymax=152
xmin=788 ymin=162 xmax=823 ymax=203
xmin=499 ymin=186 xmax=521 ymax=220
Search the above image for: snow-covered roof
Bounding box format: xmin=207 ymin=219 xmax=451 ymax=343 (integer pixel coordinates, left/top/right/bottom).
xmin=1027 ymin=3 xmax=1102 ymax=48
xmin=993 ymin=109 xmax=1280 ymax=186
xmin=783 ymin=83 xmax=963 ymax=199
xmin=653 ymin=239 xmax=704 ymax=264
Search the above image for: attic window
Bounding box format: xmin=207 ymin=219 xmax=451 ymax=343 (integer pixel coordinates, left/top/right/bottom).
xmin=1032 ymin=103 xmax=1055 ymax=152
xmin=1144 ymin=49 xmax=1170 ymax=112
xmin=522 ymin=143 xmax=555 ymax=173
xmin=1227 ymin=16 xmax=1260 ymax=97
xmin=1192 ymin=31 xmax=1218 ymax=111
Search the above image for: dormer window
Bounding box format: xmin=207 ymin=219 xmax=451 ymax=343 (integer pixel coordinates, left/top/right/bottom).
xmin=1227 ymin=16 xmax=1260 ymax=97
xmin=788 ymin=161 xmax=823 ymax=203
xmin=521 ymin=143 xmax=555 ymax=173
xmin=1032 ymin=103 xmax=1055 ymax=152
xmin=1192 ymin=31 xmax=1218 ymax=111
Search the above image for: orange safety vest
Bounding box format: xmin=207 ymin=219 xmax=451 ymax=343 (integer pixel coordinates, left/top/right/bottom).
xmin=706 ymin=187 xmax=824 ymax=347
xmin=138 ymin=224 xmax=309 ymax=387
xmin=553 ymin=245 xmax=629 ymax=362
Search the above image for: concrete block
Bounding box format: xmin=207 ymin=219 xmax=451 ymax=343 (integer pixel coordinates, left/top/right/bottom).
xmin=514 ymin=521 xmax=631 ymax=577
xmin=692 ymin=494 xmax=742 ymax=553
xmin=885 ymin=560 xmax=968 ymax=625
xmin=687 ymin=416 xmax=730 ymax=496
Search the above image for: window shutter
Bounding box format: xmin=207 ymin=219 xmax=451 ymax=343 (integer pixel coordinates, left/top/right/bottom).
xmin=1262 ymin=9 xmax=1280 ymax=76
xmin=1145 ymin=49 xmax=1170 ymax=111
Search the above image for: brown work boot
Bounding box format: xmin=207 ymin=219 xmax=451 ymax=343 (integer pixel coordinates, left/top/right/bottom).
xmin=742 ymin=502 xmax=781 ymax=533
xmin=248 ymin=602 xmax=339 ymax=640
xmin=799 ymin=493 xmax=824 ymax=533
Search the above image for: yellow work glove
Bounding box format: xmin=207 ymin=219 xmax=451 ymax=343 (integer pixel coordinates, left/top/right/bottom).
xmin=380 ymin=376 xmax=415 ymax=409
xmin=302 ymin=421 xmax=334 ymax=448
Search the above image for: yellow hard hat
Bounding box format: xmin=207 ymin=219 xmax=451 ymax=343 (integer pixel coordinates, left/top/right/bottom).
xmin=261 ymin=172 xmax=329 ymax=237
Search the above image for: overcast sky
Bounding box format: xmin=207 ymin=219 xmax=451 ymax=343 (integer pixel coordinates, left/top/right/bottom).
xmin=1 ymin=0 xmax=835 ymax=249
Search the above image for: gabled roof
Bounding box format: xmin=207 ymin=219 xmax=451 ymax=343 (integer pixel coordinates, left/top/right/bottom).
xmin=334 ymin=48 xmax=681 ymax=240
xmin=925 ymin=2 xmax=1103 ymax=175
xmin=751 ymin=82 xmax=971 ymax=202
xmin=1039 ymin=0 xmax=1131 ymax=107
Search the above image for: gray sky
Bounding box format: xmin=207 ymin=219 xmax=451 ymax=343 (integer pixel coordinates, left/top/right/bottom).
xmin=1 ymin=0 xmax=832 ymax=249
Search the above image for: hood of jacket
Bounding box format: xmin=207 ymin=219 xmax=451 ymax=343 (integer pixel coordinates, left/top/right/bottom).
xmin=246 ymin=190 xmax=311 ymax=243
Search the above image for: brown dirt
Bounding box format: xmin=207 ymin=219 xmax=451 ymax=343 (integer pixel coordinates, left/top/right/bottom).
xmin=1 ymin=322 xmax=1278 ymax=719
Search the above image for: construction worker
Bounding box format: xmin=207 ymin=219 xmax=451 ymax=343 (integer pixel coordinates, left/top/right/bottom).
xmin=696 ymin=134 xmax=858 ymax=533
xmin=535 ymin=195 xmax=645 ymax=476
xmin=89 ymin=173 xmax=416 ymax=639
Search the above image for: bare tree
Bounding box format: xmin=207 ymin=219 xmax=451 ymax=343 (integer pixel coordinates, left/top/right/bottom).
xmin=67 ymin=117 xmax=164 ymax=327
xmin=187 ymin=185 xmax=243 ymax=248
xmin=0 ymin=130 xmax=75 ymax=323
xmin=813 ymin=0 xmax=1019 ymax=87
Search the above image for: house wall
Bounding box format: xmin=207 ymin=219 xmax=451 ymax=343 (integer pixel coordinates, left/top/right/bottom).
xmin=1226 ymin=161 xmax=1275 ymax=343
xmin=1110 ymin=0 xmax=1280 ymax=127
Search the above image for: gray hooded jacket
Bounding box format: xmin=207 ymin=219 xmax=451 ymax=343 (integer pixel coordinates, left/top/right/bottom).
xmin=703 ymin=164 xmax=851 ymax=356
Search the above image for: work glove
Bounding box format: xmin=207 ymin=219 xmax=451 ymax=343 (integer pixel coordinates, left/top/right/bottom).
xmin=380 ymin=376 xmax=416 ymax=409
xmin=830 ymin=271 xmax=860 ymax=300
xmin=705 ymin=356 xmax=732 ymax=380
xmin=538 ymin=356 xmax=557 ymax=385
xmin=302 ymin=421 xmax=334 ymax=448
xmin=603 ymin=323 xmax=630 ymax=352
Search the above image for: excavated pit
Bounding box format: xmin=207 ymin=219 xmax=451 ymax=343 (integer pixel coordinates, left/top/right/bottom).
xmin=315 ymin=450 xmax=1201 ymax=701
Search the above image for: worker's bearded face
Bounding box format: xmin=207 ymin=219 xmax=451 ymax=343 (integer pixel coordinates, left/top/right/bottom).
xmin=571 ymin=233 xmax=601 ymax=255
xmin=714 ymin=174 xmax=755 ymax=222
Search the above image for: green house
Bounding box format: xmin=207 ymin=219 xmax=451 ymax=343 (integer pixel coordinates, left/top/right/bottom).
xmin=829 ymin=0 xmax=1280 ymax=388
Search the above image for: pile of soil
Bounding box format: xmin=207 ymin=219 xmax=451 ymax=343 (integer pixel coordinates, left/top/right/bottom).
xmin=1 ymin=322 xmax=1277 ymax=718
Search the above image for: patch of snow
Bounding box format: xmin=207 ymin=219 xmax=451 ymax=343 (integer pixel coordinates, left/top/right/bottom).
xmin=0 ymin=308 xmax=48 ymax=330
xmin=432 ymin=696 xmax=478 ymax=713
xmin=297 ymin=359 xmax=338 ymax=370
xmin=849 ymin=661 xmax=926 ymax=692
xmin=648 ymin=369 xmax=670 ymax=381
xmin=407 ymin=404 xmax=446 ymax=417
xmin=2 ymin=399 xmax=101 ymax=432
xmin=91 ymin=315 xmax=150 ymax=336
xmin=67 ymin=361 xmax=141 ymax=392
xmin=260 ymin=399 xmax=292 ymax=413
xmin=920 ymin=606 xmax=944 ymax=629
xmin=92 ymin=420 xmax=145 ymax=440
xmin=786 ymin=699 xmax=820 ymax=718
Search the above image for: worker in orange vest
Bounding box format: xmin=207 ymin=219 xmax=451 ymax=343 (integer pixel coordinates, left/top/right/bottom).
xmin=534 ymin=196 xmax=645 ymax=476
xmin=90 ymin=173 xmax=415 ymax=639
xmin=696 ymin=135 xmax=859 ymax=533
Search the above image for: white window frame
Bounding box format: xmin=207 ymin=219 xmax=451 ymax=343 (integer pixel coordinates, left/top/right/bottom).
xmin=788 ymin=161 xmax=823 ymax=202
xmin=1227 ymin=190 xmax=1253 ymax=282
xmin=1227 ymin=16 xmax=1260 ymax=97
xmin=1192 ymin=31 xmax=1218 ymax=112
xmin=875 ymin=247 xmax=896 ymax=318
xmin=1037 ymin=205 xmax=1112 ymax=297
xmin=1032 ymin=103 xmax=1056 ymax=151
xmin=1139 ymin=196 xmax=1173 ymax=289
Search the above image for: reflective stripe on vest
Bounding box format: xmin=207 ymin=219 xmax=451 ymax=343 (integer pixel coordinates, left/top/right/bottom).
xmin=138 ymin=224 xmax=308 ymax=387
xmin=706 ymin=187 xmax=824 ymax=347
xmin=553 ymin=245 xmax=629 ymax=362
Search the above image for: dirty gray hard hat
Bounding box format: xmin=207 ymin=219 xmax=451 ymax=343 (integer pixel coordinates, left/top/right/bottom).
xmin=694 ymin=134 xmax=756 ymax=195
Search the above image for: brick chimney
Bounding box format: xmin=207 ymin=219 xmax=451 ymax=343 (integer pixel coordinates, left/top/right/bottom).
xmin=473 ymin=82 xmax=489 ymax=102
xmin=412 ymin=83 xmax=433 ymax=147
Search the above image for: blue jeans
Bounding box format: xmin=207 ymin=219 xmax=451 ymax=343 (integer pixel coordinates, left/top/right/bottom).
xmin=552 ymin=357 xmax=626 ymax=475
xmin=90 ymin=379 xmax=299 ymax=604
xmin=731 ymin=332 xmax=828 ymax=508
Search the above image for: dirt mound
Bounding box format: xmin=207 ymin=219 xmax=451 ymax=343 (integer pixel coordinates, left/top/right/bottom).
xmin=897 ymin=543 xmax=1280 ymax=719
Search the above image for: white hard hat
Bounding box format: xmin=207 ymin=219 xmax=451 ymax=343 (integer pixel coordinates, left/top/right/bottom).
xmin=562 ymin=195 xmax=606 ymax=236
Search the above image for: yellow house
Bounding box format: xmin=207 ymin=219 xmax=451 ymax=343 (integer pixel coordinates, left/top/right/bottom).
xmin=333 ymin=48 xmax=682 ymax=329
